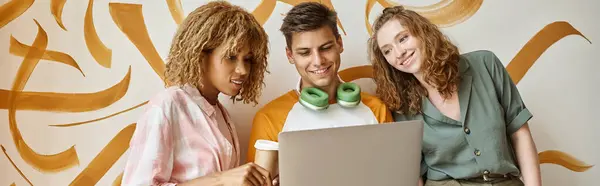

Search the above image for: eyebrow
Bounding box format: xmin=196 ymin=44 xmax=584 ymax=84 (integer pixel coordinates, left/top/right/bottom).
xmin=380 ymin=30 xmax=408 ymax=49
xmin=294 ymin=40 xmax=335 ymax=52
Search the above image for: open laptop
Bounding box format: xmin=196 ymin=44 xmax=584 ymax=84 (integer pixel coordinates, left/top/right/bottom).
xmin=277 ymin=120 xmax=423 ymax=186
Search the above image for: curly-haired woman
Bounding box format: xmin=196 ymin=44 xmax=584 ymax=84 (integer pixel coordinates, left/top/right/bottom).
xmin=122 ymin=1 xmax=273 ymax=186
xmin=368 ymin=6 xmax=541 ymax=186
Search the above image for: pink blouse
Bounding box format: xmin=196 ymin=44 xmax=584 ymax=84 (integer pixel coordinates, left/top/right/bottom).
xmin=121 ymin=84 xmax=240 ymax=186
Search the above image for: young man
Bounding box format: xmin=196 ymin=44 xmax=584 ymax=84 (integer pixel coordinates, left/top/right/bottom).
xmin=246 ymin=2 xmax=393 ymax=162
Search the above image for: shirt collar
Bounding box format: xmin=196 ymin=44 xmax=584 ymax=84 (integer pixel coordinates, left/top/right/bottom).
xmin=182 ymin=84 xmax=216 ymax=116
xmin=421 ymin=56 xmax=472 ymax=124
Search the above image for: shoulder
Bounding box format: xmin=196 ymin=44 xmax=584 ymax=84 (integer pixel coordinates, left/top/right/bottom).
xmin=360 ymin=91 xmax=387 ymax=108
xmin=255 ymin=90 xmax=298 ymax=118
xmin=146 ymin=86 xmax=191 ymax=114
xmin=461 ymin=50 xmax=503 ymax=71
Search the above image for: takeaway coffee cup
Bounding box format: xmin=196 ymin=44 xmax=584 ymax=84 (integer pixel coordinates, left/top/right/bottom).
xmin=254 ymin=140 xmax=279 ymax=176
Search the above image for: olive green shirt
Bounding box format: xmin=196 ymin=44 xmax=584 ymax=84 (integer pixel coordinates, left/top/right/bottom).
xmin=394 ymin=50 xmax=533 ymax=180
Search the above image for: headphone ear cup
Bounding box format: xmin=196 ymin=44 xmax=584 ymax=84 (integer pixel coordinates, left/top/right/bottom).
xmin=337 ymin=82 xmax=361 ymax=107
xmin=300 ymin=87 xmax=329 ymax=110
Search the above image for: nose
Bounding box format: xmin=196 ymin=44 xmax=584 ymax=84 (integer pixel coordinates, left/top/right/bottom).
xmin=313 ymin=51 xmax=324 ymax=66
xmin=393 ymin=44 xmax=406 ymax=59
xmin=235 ymin=60 xmax=248 ymax=76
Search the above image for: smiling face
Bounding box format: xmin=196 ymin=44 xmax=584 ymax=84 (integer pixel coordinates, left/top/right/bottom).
xmin=286 ymin=26 xmax=344 ymax=90
xmin=202 ymin=43 xmax=253 ymax=98
xmin=376 ymin=19 xmax=423 ymax=74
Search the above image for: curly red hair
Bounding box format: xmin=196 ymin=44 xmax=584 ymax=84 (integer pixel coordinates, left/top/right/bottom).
xmin=368 ymin=6 xmax=460 ymax=115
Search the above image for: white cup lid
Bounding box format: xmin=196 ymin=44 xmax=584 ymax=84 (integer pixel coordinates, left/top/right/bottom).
xmin=254 ymin=140 xmax=279 ymax=150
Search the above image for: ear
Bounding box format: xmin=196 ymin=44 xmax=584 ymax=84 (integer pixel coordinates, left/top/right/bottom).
xmin=336 ymin=36 xmax=344 ymax=53
xmin=285 ymin=47 xmax=294 ymax=64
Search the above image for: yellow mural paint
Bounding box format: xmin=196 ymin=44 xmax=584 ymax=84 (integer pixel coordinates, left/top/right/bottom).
xmin=85 ymin=0 xmax=113 ymax=68
xmin=365 ymin=0 xmax=483 ymax=35
xmin=507 ymin=21 xmax=591 ymax=84
xmin=50 ymin=100 xmax=147 ymax=127
xmin=0 ymin=0 xmax=34 ymax=29
xmin=539 ymin=150 xmax=594 ymax=172
xmin=167 ymin=0 xmax=184 ymax=25
xmin=7 ymin=19 xmax=81 ymax=173
xmin=252 ymin=0 xmax=277 ymax=26
xmin=109 ymin=3 xmax=166 ymax=81
xmin=2 ymin=145 xmax=33 ymax=186
xmin=51 ymin=0 xmax=68 ymax=31
xmin=112 ymin=172 xmax=124 ymax=186
xmin=69 ymin=124 xmax=136 ymax=186
xmin=10 ymin=36 xmax=84 ymax=76
xmin=0 ymin=67 xmax=131 ymax=112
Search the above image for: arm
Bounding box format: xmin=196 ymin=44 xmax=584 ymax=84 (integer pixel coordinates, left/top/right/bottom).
xmin=178 ymin=163 xmax=273 ymax=186
xmin=511 ymin=123 xmax=542 ymax=186
xmin=121 ymin=106 xmax=177 ymax=186
xmin=381 ymin=107 xmax=394 ymax=123
xmin=246 ymin=112 xmax=279 ymax=163
xmin=122 ymin=106 xmax=273 ymax=186
xmin=484 ymin=51 xmax=540 ymax=185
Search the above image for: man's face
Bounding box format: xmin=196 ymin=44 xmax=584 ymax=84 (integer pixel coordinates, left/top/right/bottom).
xmin=286 ymin=26 xmax=344 ymax=90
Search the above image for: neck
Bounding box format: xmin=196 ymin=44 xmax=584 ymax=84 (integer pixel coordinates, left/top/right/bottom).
xmin=300 ymin=78 xmax=341 ymax=104
xmin=413 ymin=72 xmax=436 ymax=93
xmin=198 ymin=82 xmax=219 ymax=105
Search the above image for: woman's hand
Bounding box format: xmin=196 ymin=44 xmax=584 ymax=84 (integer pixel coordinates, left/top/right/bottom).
xmin=218 ymin=162 xmax=273 ymax=186
xmin=179 ymin=162 xmax=273 ymax=186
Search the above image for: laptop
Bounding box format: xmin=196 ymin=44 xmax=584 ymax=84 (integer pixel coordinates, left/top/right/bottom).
xmin=277 ymin=120 xmax=424 ymax=186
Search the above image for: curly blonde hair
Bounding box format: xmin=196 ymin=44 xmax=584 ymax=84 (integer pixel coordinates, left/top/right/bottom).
xmin=164 ymin=1 xmax=269 ymax=105
xmin=368 ymin=6 xmax=460 ymax=115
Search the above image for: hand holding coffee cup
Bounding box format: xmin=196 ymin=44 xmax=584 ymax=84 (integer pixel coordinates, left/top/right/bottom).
xmin=254 ymin=140 xmax=279 ymax=177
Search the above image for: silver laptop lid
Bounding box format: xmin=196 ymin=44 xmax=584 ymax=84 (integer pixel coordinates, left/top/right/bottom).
xmin=278 ymin=120 xmax=423 ymax=186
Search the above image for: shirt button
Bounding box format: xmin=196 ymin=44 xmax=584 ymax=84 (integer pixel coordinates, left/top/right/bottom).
xmin=464 ymin=128 xmax=471 ymax=134
xmin=474 ymin=149 xmax=481 ymax=156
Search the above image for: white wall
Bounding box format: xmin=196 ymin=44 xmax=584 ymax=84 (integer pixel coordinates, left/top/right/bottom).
xmin=1 ymin=0 xmax=598 ymax=185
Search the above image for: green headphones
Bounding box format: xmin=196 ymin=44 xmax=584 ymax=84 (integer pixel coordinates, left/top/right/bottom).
xmin=299 ymin=82 xmax=361 ymax=110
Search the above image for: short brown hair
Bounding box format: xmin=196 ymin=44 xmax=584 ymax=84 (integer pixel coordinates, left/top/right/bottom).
xmin=164 ymin=1 xmax=269 ymax=105
xmin=280 ymin=2 xmax=340 ymax=48
xmin=368 ymin=6 xmax=460 ymax=115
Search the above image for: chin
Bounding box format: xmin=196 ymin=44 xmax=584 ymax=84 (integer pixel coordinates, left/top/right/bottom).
xmin=219 ymin=89 xmax=238 ymax=97
xmin=312 ymin=79 xmax=334 ymax=88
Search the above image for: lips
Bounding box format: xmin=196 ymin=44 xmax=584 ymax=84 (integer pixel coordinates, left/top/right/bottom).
xmin=231 ymin=79 xmax=243 ymax=85
xmin=400 ymin=51 xmax=414 ymax=66
xmin=310 ymin=66 xmax=331 ymax=75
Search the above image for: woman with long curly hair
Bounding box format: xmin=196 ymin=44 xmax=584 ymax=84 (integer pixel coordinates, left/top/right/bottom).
xmin=121 ymin=1 xmax=273 ymax=186
xmin=369 ymin=6 xmax=541 ymax=186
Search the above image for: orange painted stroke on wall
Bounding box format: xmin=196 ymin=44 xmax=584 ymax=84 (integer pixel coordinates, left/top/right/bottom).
xmin=0 ymin=0 xmax=34 ymax=29
xmin=51 ymin=0 xmax=68 ymax=30
xmin=110 ymin=2 xmax=166 ymax=81
xmin=0 ymin=68 xmax=131 ymax=112
xmin=539 ymin=150 xmax=593 ymax=172
xmin=166 ymin=0 xmax=184 ymax=25
xmin=84 ymin=0 xmax=113 ymax=68
xmin=10 ymin=36 xmax=84 ymax=77
xmin=7 ymin=19 xmax=80 ymax=172
xmin=2 ymin=145 xmax=33 ymax=186
xmin=506 ymin=21 xmax=591 ymax=84
xmin=69 ymin=124 xmax=136 ymax=186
